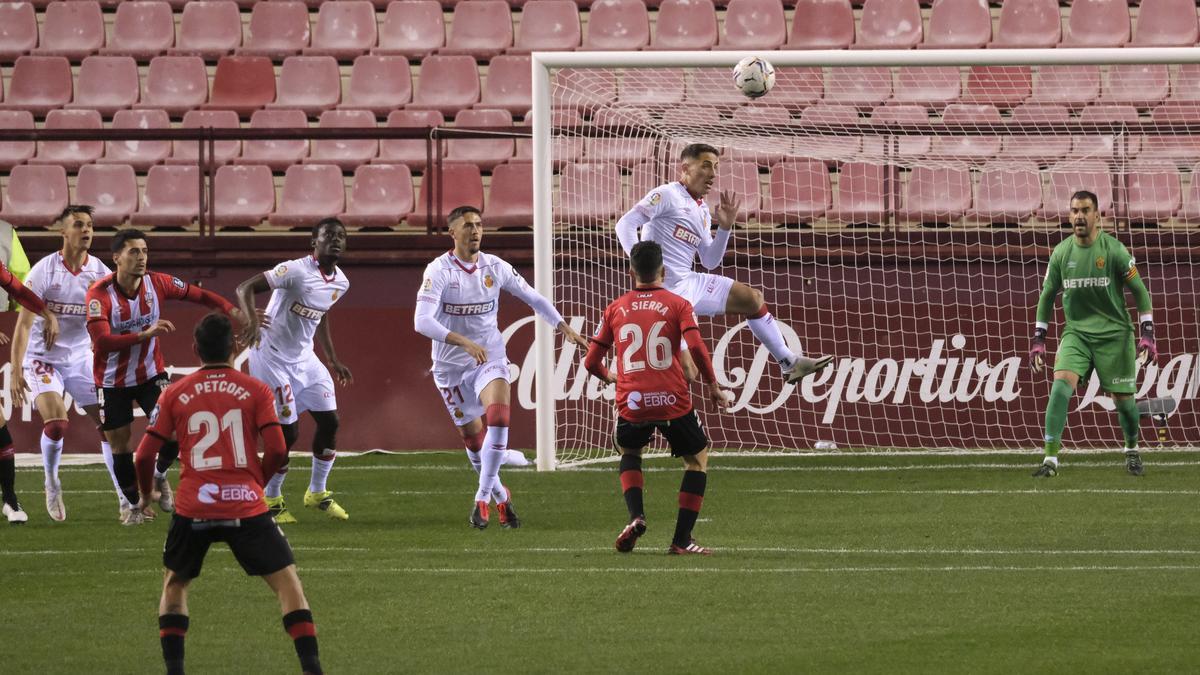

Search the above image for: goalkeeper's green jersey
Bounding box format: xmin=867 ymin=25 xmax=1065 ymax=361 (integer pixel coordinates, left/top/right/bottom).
xmin=1036 ymin=230 xmax=1150 ymax=339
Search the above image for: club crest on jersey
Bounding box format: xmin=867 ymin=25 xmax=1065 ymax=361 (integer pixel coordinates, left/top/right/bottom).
xmin=1095 ymin=256 xmax=1105 ymax=269
xmin=41 ymin=375 xmax=51 ymax=385
xmin=453 ymin=408 xmax=464 ymax=419
xmin=484 ymin=274 xmax=494 ymax=289
xmin=648 ymin=192 xmax=661 ymax=206
xmin=274 ymin=264 xmax=288 ymax=278
xmin=87 ymin=298 xmax=102 ymax=318
xmin=332 ymin=289 xmax=339 ymax=301
xmin=171 ymin=276 xmax=186 ymax=289
xmin=422 ymin=277 xmax=433 ymax=291
xmin=281 ymin=405 xmax=292 ymax=418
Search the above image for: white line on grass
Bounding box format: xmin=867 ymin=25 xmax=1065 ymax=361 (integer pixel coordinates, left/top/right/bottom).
xmin=293 ymin=564 xmax=1200 ymax=574
xmin=0 ymin=545 xmax=368 ymax=556
xmin=745 ymin=488 xmax=1200 ymax=496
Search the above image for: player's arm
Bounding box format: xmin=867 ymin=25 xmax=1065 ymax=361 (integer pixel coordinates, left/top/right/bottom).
xmin=501 ymin=267 xmax=589 ymax=350
xmin=413 ymin=269 xmax=488 ymax=364
xmin=678 ymin=306 xmax=729 ymax=410
xmin=1119 ymin=250 xmax=1157 ymax=365
xmin=615 ymin=207 xmax=649 ymax=255
xmin=9 ymin=308 xmax=36 ymax=408
xmin=0 ymin=263 xmax=57 ymax=348
xmin=254 ymin=383 xmax=288 ymax=479
xmin=235 ymin=272 xmax=272 ymax=346
xmin=315 ymin=313 xmax=353 ymax=385
xmin=135 ymin=395 xmax=175 ymax=503
xmin=1029 ymin=250 xmax=1063 ymax=373
xmin=159 ymin=273 xmax=245 ymax=329
xmin=86 ymin=289 xmax=173 ymax=351
xmin=695 ymin=190 xmax=740 ymax=270
xmin=583 ymin=310 xmax=616 ymax=384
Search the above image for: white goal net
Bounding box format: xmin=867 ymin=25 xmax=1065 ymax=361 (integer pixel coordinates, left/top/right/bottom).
xmin=531 ymin=49 xmax=1200 ymax=469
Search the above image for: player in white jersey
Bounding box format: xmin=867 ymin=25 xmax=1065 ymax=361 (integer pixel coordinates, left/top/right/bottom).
xmin=237 ymin=218 xmax=353 ymax=524
xmin=9 ymin=205 xmax=119 ymax=521
xmin=414 ymin=206 xmax=590 ymax=529
xmin=615 ymin=143 xmax=833 ymax=385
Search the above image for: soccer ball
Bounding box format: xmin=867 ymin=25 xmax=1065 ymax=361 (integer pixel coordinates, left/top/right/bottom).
xmin=733 ymin=56 xmax=775 ymax=99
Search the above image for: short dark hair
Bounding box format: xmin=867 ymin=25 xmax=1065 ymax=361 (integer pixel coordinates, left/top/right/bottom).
xmin=58 ymin=204 xmax=94 ymax=223
xmin=630 ymin=240 xmax=663 ymax=283
xmin=312 ymin=217 xmax=345 ymax=239
xmin=680 ymin=143 xmax=720 ymax=162
xmin=111 ymin=228 xmax=146 ymax=254
xmin=1070 ymin=190 xmax=1099 ymax=209
xmin=447 ymin=205 xmax=482 ymax=226
xmin=194 ymin=312 xmax=235 ymax=363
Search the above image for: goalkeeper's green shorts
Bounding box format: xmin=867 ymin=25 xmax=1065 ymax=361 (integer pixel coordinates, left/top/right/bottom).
xmin=1053 ymin=329 xmax=1137 ymax=394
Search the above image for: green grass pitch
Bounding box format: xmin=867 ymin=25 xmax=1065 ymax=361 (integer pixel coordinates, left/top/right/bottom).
xmin=6 ymin=451 xmax=1200 ymax=674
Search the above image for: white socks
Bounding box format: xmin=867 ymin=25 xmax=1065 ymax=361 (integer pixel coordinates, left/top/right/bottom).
xmin=466 ymin=449 xmax=509 ymax=504
xmin=309 ymin=454 xmax=335 ymax=493
xmin=746 ymin=312 xmax=798 ymax=367
xmin=100 ymin=440 xmax=125 ymax=504
xmin=265 ymin=470 xmax=287 ymax=498
xmin=474 ymin=426 xmax=508 ymax=502
xmin=41 ymin=432 xmax=63 ymax=485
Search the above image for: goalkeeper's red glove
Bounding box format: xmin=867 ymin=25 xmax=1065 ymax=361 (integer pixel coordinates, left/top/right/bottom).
xmin=1028 ymin=326 xmax=1047 ymax=373
xmin=1137 ymin=320 xmax=1158 ymax=366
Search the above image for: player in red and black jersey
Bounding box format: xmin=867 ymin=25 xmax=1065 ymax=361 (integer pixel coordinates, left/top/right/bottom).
xmin=134 ymin=313 xmax=322 ymax=675
xmin=584 ymin=240 xmax=729 ymax=555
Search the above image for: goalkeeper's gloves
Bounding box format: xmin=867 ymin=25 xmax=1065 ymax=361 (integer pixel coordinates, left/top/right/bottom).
xmin=1137 ymin=320 xmax=1158 ymax=366
xmin=1028 ymin=326 xmax=1047 ymax=373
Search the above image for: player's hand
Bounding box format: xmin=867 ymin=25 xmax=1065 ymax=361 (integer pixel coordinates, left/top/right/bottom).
xmin=329 ymin=360 xmax=354 ymax=386
xmin=0 ymin=331 xmax=9 ymax=346
xmin=1028 ymin=327 xmax=1047 ymax=373
xmin=715 ymin=189 xmax=741 ymax=230
xmin=40 ymin=312 xmax=59 ymax=350
xmin=680 ymin=350 xmax=699 ymax=382
xmin=559 ymin=323 xmax=590 ymax=351
xmin=9 ymin=369 xmax=28 ymax=408
xmin=1137 ymin=321 xmax=1158 ymax=367
xmin=600 ymin=370 xmax=617 ymax=385
xmin=140 ymin=319 xmax=175 ymax=341
xmin=462 ymin=340 xmax=487 ymax=365
xmin=706 ymin=383 xmax=732 ymax=412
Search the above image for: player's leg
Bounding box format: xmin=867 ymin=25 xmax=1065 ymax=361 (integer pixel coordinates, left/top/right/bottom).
xmin=263 ymin=568 xmax=323 ymax=675
xmin=135 ymin=375 xmax=177 ymax=512
xmin=251 ymin=350 xmax=301 ymax=523
xmin=457 ymin=418 xmax=516 ymax=523
xmin=98 ymin=384 xmax=150 ymax=523
xmin=664 ymin=411 xmax=712 ymax=555
xmin=82 ymin=403 xmax=127 ymax=516
xmin=723 ymin=279 xmax=832 ymax=384
xmin=613 ymin=417 xmax=652 ymax=552
xmin=1036 ymin=331 xmax=1090 ymax=476
xmin=33 ymin=390 xmax=70 ymax=522
xmin=1094 ymin=334 xmax=1143 ymax=475
xmin=471 ymin=362 xmax=515 ymax=530
xmin=158 ymin=570 xmax=192 ymax=675
xmin=296 ymin=354 xmax=347 ymax=520
xmin=0 ymin=410 xmax=27 ymax=524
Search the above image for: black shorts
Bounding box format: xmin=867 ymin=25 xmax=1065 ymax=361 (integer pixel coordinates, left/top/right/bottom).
xmin=615 ymin=409 xmax=708 ymax=457
xmin=163 ymin=512 xmax=295 ymax=580
xmin=98 ymin=373 xmax=169 ymax=431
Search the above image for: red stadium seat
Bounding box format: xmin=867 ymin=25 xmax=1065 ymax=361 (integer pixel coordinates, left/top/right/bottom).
xmin=685 ymin=68 xmax=756 ymax=109
xmin=584 ymin=108 xmax=654 ymax=166
xmin=171 ymin=1 xmax=242 ymax=59
xmin=650 ymin=0 xmax=717 ymax=50
xmin=558 ymin=162 xmax=623 ymax=225
xmin=991 ymin=0 xmax=1061 ymax=48
xmin=617 ymin=68 xmax=685 ymax=107
xmin=213 ymin=164 xmax=275 ymax=228
xmin=1062 ymin=0 xmax=1130 ymax=47
xmin=898 ymin=165 xmax=971 ymax=225
xmin=35 ymin=1 xmax=104 ymax=60
xmin=0 ymin=110 xmax=35 ymax=170
xmin=1029 ymin=65 xmax=1100 ymax=111
xmin=306 ymin=110 xmax=379 ymax=169
xmin=484 ymin=162 xmax=533 ymax=228
xmin=786 ymin=0 xmax=854 ymax=49
xmin=708 ymin=160 xmax=761 ymax=221
xmin=342 ymin=164 xmax=415 ymax=228
xmin=378 ymin=109 xmax=444 ymax=168
xmin=409 ymin=163 xmax=485 ymax=229
xmin=446 ymin=108 xmax=514 ymax=170
xmin=480 ymin=55 xmax=533 ymax=116
xmin=441 ymin=0 xmax=514 ymax=59
xmin=969 ymin=162 xmax=1042 ymax=225
xmin=518 ymin=108 xmax=584 ymax=166
xmin=205 ymin=56 xmax=277 ymax=117
xmin=922 ymin=0 xmax=992 ymax=49
xmin=133 ymin=165 xmax=200 ymax=227
xmin=0 ymin=164 xmax=69 ymax=227
xmin=582 ymin=0 xmax=650 ymax=51
xmin=997 ymin=103 xmax=1070 ymax=164
xmin=961 ymin=66 xmax=1032 ymax=109
xmin=305 ymin=1 xmax=377 ymax=59
xmin=1167 ymin=63 xmax=1200 ymax=104
xmin=825 ymin=67 xmax=891 ymax=109
xmin=719 ymin=0 xmax=786 ymax=50
xmin=339 ymin=56 xmax=413 ymax=115
xmin=1039 ymin=162 xmax=1113 ymax=221
xmin=29 ymin=109 xmax=103 ymax=171
xmin=868 ymin=104 xmax=931 ymax=160
xmin=100 ymin=109 xmax=172 ymax=171
xmin=1132 ymin=0 xmax=1199 ymax=46
xmin=0 ymin=2 xmax=38 ymax=64
xmin=239 ymin=1 xmax=311 ymax=58
xmin=890 ymin=66 xmax=961 ymax=109
xmin=761 ymin=159 xmax=830 ymax=225
xmin=270 ymin=164 xmax=346 ymax=228
xmin=1124 ymin=159 xmax=1181 ymax=224
xmin=628 ymin=161 xmax=668 ymax=209
xmin=170 ymin=110 xmax=241 ymax=166
xmin=827 ymin=161 xmax=887 ymax=225
xmin=237 ymin=108 xmax=311 ymax=171
xmin=928 ymin=103 xmax=1001 ymax=163
xmin=660 ymin=105 xmax=721 ymax=125
xmin=375 ymin=0 xmax=445 ymax=58
xmin=135 ymin=56 xmax=209 ymax=117
xmin=66 ymin=56 xmax=140 ymax=117
xmin=0 ymin=56 xmax=73 ymax=115
xmin=512 ymin=0 xmax=581 ymax=53
xmin=795 ymin=104 xmax=861 ymax=161
xmin=1100 ymin=65 xmax=1169 ymax=109
xmin=1069 ymin=104 xmax=1139 ymax=161
xmin=74 ymin=163 xmax=138 ymax=227
xmin=766 ymin=67 xmax=824 ymax=111
xmin=270 ymin=56 xmax=342 ymax=115
xmin=854 ymin=0 xmax=922 ymax=49
xmin=553 ymin=69 xmax=618 ymax=111
xmin=729 ymin=105 xmax=792 ymax=165
xmin=1176 ymin=162 xmax=1200 ymax=223
xmin=408 ymin=55 xmax=481 ymax=115
xmin=101 ymin=1 xmax=174 ymax=60
xmin=1140 ymin=105 xmax=1200 ymax=162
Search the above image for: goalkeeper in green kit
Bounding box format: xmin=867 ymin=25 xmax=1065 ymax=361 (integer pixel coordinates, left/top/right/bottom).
xmin=1028 ymin=191 xmax=1157 ymax=477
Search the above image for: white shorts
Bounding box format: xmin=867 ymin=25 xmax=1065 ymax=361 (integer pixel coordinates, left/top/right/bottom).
xmin=23 ymin=355 xmax=98 ymax=408
xmin=431 ymin=358 xmax=511 ymax=427
xmin=248 ymin=348 xmax=336 ymax=425
xmin=667 ymin=272 xmax=735 ymax=316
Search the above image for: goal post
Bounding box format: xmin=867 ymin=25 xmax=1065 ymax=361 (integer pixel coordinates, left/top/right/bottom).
xmin=532 ymin=48 xmax=1200 ymax=470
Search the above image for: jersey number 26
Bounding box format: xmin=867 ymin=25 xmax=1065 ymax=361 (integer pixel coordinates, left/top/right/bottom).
xmin=618 ymin=320 xmax=672 ymax=373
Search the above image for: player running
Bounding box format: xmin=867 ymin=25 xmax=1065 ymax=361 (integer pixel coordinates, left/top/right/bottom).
xmin=615 ymin=143 xmax=832 ymax=386
xmin=584 ymin=240 xmax=729 ymax=555
xmin=87 ymin=229 xmax=243 ymax=525
xmin=236 ymin=218 xmax=353 ymax=524
xmin=414 ymin=206 xmax=589 ymax=529
xmin=134 ymin=313 xmax=323 ymax=675
xmin=1029 ymin=190 xmax=1156 ymax=477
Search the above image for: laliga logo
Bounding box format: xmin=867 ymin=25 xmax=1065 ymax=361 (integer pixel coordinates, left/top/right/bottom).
xmin=198 ymin=483 xmax=219 ymax=504
xmin=627 ymin=391 xmax=642 ymax=410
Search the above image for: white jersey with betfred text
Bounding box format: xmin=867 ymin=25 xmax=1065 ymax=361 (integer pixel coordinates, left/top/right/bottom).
xmin=634 ymin=181 xmax=715 ymax=285
xmin=24 ymin=252 xmax=111 ymax=363
xmin=257 ymin=256 xmax=349 ymax=363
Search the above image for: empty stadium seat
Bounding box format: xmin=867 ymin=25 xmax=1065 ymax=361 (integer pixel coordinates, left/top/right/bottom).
xmin=133 ymin=165 xmax=200 ymax=227
xmin=868 ymin=104 xmax=931 ymax=160
xmin=445 ymin=108 xmax=514 ymax=170
xmin=480 ymin=55 xmax=533 ymax=116
xmin=708 ymin=160 xmax=761 ymax=221
xmin=338 ymin=55 xmax=413 ymax=115
xmin=171 ymin=1 xmax=242 ymax=59
xmin=213 ymin=164 xmax=274 ymax=228
xmin=305 ymin=1 xmax=377 ymax=59
xmin=1124 ymin=160 xmax=1181 ymax=223
xmin=996 ymin=103 xmax=1070 ymax=164
xmin=409 ymin=163 xmax=485 ymax=229
xmin=0 ymin=164 xmax=69 ymax=227
xmin=584 ymin=108 xmax=654 ymax=166
xmin=1100 ymin=65 xmax=1169 ymax=109
xmin=554 ymin=69 xmax=618 ymax=111
xmin=66 ymin=56 xmax=140 ymax=117
xmin=628 ymin=161 xmax=667 ymax=209
xmin=890 ymin=67 xmax=960 ymax=109
xmin=786 ymin=0 xmax=854 ymax=49
xmin=0 ymin=3 xmax=38 ymax=63
xmin=440 ymin=0 xmax=514 ymax=58
xmin=1167 ymin=63 xmax=1200 ymax=104
xmin=1062 ymin=0 xmax=1130 ymax=47
xmin=824 ymin=67 xmax=892 ymax=109
xmin=239 ymin=1 xmax=311 ymax=58
xmin=855 ymin=0 xmax=922 ymax=49
xmin=685 ymin=68 xmax=758 ymax=109
xmin=969 ymin=162 xmax=1042 ymax=225
xmin=0 ymin=110 xmax=35 ymax=170
xmin=378 ymin=109 xmax=444 ymax=168
xmin=617 ymin=68 xmax=685 ymax=107
xmin=35 ymin=1 xmax=104 ymax=60
xmin=922 ymin=0 xmax=992 ymax=49
xmin=342 ymin=164 xmax=415 ymax=228
xmin=135 ymin=56 xmax=208 ymax=117
xmin=1039 ymin=162 xmax=1113 ymax=221
xmin=237 ymin=108 xmax=311 ymax=171
xmin=408 ymin=55 xmax=481 ymax=115
xmin=483 ymin=162 xmax=533 ymax=228
xmin=1029 ymin=65 xmax=1100 ymax=110
xmin=898 ymin=166 xmax=971 ymax=225
xmin=961 ymin=66 xmax=1032 ymax=109
xmin=650 ymin=0 xmax=717 ymax=50
xmin=794 ymin=104 xmax=861 ymax=161
xmin=1070 ymin=104 xmax=1139 ymax=161
xmin=1176 ymin=162 xmax=1200 ymax=223
xmin=270 ymin=164 xmax=346 ymax=228
xmin=582 ymin=0 xmax=650 ymax=50
xmin=74 ymin=163 xmax=138 ymax=227
xmin=206 ymin=56 xmax=277 ymax=116
xmin=375 ymin=0 xmax=445 ymax=58
xmin=30 ymin=109 xmax=103 ymax=170
xmin=271 ymin=56 xmax=342 ymax=115
xmin=1140 ymin=105 xmax=1200 ymax=161
xmin=766 ymin=67 xmax=824 ymax=111
xmin=661 ymin=105 xmax=721 ymax=125
xmin=827 ymin=161 xmax=887 ymax=225
xmin=101 ymin=1 xmax=173 ymax=60
xmin=307 ymin=110 xmax=378 ymax=169
xmin=0 ymin=56 xmax=73 ymax=115
xmin=1131 ymin=0 xmax=1199 ymax=46
xmin=760 ymin=159 xmax=830 ymax=225
xmin=991 ymin=0 xmax=1061 ymax=48
xmin=512 ymin=0 xmax=581 ymax=53
xmin=170 ymin=110 xmax=242 ymax=165
xmin=718 ymin=0 xmax=786 ymax=50
xmin=100 ymin=109 xmax=172 ymax=171
xmin=928 ymin=104 xmax=1002 ymax=163
xmin=728 ymin=105 xmax=791 ymax=165
xmin=558 ymin=162 xmax=623 ymax=226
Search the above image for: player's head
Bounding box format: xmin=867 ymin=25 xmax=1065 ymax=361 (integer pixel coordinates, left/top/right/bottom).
xmin=447 ymin=206 xmax=484 ymax=257
xmin=57 ymin=205 xmax=94 ymax=251
xmin=629 ymin=240 xmax=664 ymax=285
xmin=193 ymin=312 xmax=235 ymax=365
xmin=312 ymin=217 xmax=347 ymax=260
xmin=679 ymin=143 xmax=720 ymax=199
xmin=111 ymin=228 xmax=148 ymax=277
xmin=1069 ymin=190 xmax=1100 ymax=241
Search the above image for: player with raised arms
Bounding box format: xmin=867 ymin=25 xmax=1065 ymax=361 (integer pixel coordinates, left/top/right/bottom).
xmin=584 ymin=240 xmax=730 ymax=555
xmin=414 ymin=205 xmax=590 ymax=529
xmin=615 ymin=143 xmax=832 ymax=386
xmin=1029 ymin=190 xmax=1156 ymax=477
